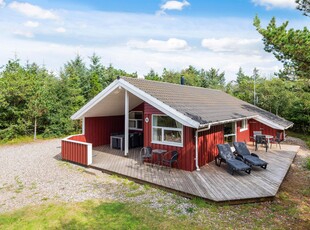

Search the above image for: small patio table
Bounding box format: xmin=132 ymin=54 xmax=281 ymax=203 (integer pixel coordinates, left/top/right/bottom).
xmin=152 ymin=149 xmax=167 ymax=167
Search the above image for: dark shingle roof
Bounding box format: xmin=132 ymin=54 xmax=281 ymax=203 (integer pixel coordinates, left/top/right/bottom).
xmin=122 ymin=77 xmax=293 ymax=129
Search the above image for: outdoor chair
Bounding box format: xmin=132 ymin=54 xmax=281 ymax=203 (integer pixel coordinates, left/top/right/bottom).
xmin=140 ymin=147 xmax=153 ymax=165
xmin=216 ymin=144 xmax=251 ymax=175
xmin=271 ymin=132 xmax=283 ymax=149
xmin=162 ymin=150 xmax=179 ymax=172
xmin=233 ymin=142 xmax=268 ymax=169
xmin=252 ymin=131 xmax=262 ymax=145
xmin=255 ymin=135 xmax=268 ymax=152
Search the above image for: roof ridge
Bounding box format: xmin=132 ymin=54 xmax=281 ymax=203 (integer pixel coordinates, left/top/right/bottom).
xmin=119 ymin=76 xmax=222 ymax=92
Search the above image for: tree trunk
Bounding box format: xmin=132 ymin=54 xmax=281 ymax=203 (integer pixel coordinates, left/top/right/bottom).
xmin=34 ymin=117 xmax=37 ymax=140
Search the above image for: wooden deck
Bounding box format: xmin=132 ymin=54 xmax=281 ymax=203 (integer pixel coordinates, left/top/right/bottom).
xmin=90 ymin=145 xmax=299 ymax=203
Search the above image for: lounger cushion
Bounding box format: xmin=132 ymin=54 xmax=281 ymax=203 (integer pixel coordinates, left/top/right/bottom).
xmin=227 ymin=159 xmax=251 ymax=171
xmin=243 ymin=155 xmax=267 ymax=167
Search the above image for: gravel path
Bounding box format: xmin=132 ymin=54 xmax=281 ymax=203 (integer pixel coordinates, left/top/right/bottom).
xmin=0 ymin=139 xmax=194 ymax=214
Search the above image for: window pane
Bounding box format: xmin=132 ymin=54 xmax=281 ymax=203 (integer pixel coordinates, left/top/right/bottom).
xmin=152 ymin=128 xmax=162 ymax=141
xmin=129 ymin=120 xmax=136 ymax=128
xmin=164 ymin=130 xmax=182 ymax=143
xmin=153 ymin=115 xmax=181 ymax=128
xmin=137 ymin=120 xmax=143 ymax=129
xmin=241 ymin=120 xmax=247 ymax=129
xmin=135 ymin=112 xmax=142 ymax=119
xmin=224 ymin=122 xmax=235 ymax=135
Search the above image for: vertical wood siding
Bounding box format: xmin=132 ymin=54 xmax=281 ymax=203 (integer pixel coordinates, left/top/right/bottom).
xmin=249 ymin=119 xmax=283 ymax=140
xmin=236 ymin=121 xmax=250 ymax=143
xmin=197 ymin=125 xmax=224 ymax=167
xmin=143 ymin=102 xmax=195 ymax=171
xmin=85 ymin=116 xmax=124 ymax=147
xmin=61 ymin=140 xmax=88 ymax=165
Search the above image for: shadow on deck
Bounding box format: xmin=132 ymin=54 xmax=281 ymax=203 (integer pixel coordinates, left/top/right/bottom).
xmin=90 ymin=145 xmax=299 ymax=204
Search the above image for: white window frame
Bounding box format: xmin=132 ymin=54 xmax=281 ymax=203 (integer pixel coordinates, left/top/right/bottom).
xmin=129 ymin=111 xmax=143 ymax=131
xmin=151 ymin=114 xmax=183 ymax=147
xmin=240 ymin=119 xmax=248 ymax=132
xmin=224 ymin=122 xmax=237 ymax=145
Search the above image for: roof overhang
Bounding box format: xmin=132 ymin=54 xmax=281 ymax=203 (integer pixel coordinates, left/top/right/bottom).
xmin=198 ymin=115 xmax=259 ymax=130
xmin=254 ymin=116 xmax=287 ymax=130
xmin=71 ymin=78 xmax=201 ymax=128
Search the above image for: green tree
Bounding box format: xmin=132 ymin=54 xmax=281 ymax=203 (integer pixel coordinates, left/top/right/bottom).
xmin=88 ymin=53 xmax=104 ymax=101
xmin=144 ymin=69 xmax=162 ymax=81
xmin=200 ymin=68 xmax=225 ymax=89
xmin=296 ymin=0 xmax=310 ymax=16
xmin=231 ymin=68 xmax=253 ymax=103
xmin=254 ymin=16 xmax=310 ymax=79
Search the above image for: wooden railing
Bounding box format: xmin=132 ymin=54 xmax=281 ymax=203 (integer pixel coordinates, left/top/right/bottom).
xmin=61 ymin=134 xmax=92 ymax=165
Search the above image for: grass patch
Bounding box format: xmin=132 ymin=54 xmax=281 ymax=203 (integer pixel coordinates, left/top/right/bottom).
xmin=14 ymin=176 xmax=24 ymax=194
xmin=305 ymin=157 xmax=310 ymax=170
xmin=0 ymin=200 xmax=203 ymax=230
xmin=0 ymin=135 xmax=47 ymax=146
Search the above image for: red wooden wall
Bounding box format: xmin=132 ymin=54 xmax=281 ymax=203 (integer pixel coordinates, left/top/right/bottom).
xmin=197 ymin=125 xmax=224 ymax=167
xmin=143 ymin=102 xmax=196 ymax=171
xmin=84 ymin=116 xmax=124 ymax=147
xmin=249 ymin=119 xmax=283 ymax=140
xmin=61 ymin=140 xmax=88 ymax=165
xmin=236 ymin=120 xmax=250 ymax=143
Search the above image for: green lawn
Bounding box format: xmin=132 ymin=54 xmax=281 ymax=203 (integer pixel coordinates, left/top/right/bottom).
xmin=0 ymin=200 xmax=201 ymax=230
xmin=0 ymin=197 xmax=309 ymax=230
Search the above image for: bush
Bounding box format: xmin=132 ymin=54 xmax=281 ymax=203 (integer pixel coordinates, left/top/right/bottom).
xmin=305 ymin=157 xmax=310 ymax=170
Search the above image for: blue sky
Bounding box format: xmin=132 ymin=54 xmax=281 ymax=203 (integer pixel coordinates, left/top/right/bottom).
xmin=0 ymin=0 xmax=308 ymax=81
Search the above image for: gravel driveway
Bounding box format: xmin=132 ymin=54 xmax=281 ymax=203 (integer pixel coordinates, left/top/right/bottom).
xmin=0 ymin=139 xmax=118 ymax=213
xmin=0 ymin=139 xmax=193 ymax=214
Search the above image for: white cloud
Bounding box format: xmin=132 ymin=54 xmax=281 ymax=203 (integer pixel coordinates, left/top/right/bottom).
xmin=201 ymin=38 xmax=261 ymax=54
xmin=0 ymin=0 xmax=5 ymax=8
xmin=157 ymin=0 xmax=190 ymax=15
xmin=14 ymin=30 xmax=34 ymax=38
xmin=161 ymin=0 xmax=190 ymax=11
xmin=55 ymin=27 xmax=66 ymax=33
xmin=127 ymin=38 xmax=190 ymax=52
xmin=8 ymin=1 xmax=58 ymax=20
xmin=24 ymin=20 xmax=39 ymax=28
xmin=252 ymin=0 xmax=297 ymax=9
xmin=2 ymin=8 xmax=306 ymax=81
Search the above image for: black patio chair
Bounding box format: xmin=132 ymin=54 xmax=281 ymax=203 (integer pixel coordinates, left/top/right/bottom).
xmin=271 ymin=132 xmax=283 ymax=149
xmin=216 ymin=144 xmax=251 ymax=175
xmin=140 ymin=147 xmax=153 ymax=165
xmin=255 ymin=135 xmax=268 ymax=152
xmin=162 ymin=150 xmax=179 ymax=172
xmin=233 ymin=142 xmax=268 ymax=169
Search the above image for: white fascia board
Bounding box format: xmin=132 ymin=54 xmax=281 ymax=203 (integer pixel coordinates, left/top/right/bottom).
xmin=118 ymin=79 xmax=200 ymax=128
xmin=254 ymin=116 xmax=285 ymax=130
xmin=71 ymin=80 xmax=120 ymax=120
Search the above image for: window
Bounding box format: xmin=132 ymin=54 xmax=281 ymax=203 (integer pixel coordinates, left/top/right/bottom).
xmin=224 ymin=122 xmax=236 ymax=146
xmin=240 ymin=119 xmax=248 ymax=131
xmin=152 ymin=115 xmax=183 ymax=147
xmin=129 ymin=111 xmax=143 ymax=130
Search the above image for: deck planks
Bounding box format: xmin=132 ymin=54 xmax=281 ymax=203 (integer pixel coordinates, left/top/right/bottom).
xmin=90 ymin=144 xmax=299 ymax=203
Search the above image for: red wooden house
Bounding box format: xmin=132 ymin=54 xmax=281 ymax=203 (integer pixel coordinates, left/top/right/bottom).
xmin=62 ymin=77 xmax=293 ymax=171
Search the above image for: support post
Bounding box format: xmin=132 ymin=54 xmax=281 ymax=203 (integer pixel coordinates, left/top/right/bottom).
xmin=124 ymin=90 xmax=129 ymax=156
xmin=82 ymin=117 xmax=85 ymax=135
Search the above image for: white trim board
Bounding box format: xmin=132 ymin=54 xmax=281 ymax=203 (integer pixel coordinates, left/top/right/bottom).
xmin=254 ymin=116 xmax=285 ymax=130
xmin=71 ymin=78 xmax=200 ymax=128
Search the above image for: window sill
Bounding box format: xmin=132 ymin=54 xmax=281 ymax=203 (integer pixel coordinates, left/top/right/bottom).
xmin=129 ymin=128 xmax=143 ymax=131
xmin=240 ymin=128 xmax=248 ymax=132
xmin=151 ymin=141 xmax=183 ymax=148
